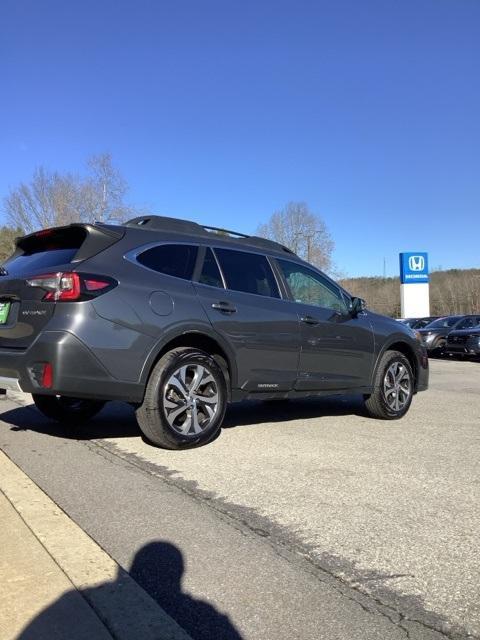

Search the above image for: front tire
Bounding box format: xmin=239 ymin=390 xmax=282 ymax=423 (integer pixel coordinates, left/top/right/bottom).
xmin=32 ymin=395 xmax=105 ymax=425
xmin=431 ymin=337 xmax=446 ymax=357
xmin=136 ymin=347 xmax=227 ymax=449
xmin=364 ymin=351 xmax=414 ymax=420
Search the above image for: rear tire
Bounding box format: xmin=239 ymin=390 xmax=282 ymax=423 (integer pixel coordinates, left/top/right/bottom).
xmin=364 ymin=350 xmax=414 ymax=420
xmin=136 ymin=347 xmax=227 ymax=449
xmin=32 ymin=395 xmax=105 ymax=425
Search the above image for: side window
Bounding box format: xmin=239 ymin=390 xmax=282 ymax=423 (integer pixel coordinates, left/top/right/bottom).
xmin=215 ymin=248 xmax=280 ymax=298
xmin=137 ymin=244 xmax=198 ymax=280
xmin=278 ymin=259 xmax=348 ymax=313
xmin=198 ymin=248 xmax=224 ymax=288
xmin=457 ymin=318 xmax=473 ymax=330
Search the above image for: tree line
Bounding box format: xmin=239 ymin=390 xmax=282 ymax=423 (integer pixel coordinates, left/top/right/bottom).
xmin=340 ymin=269 xmax=480 ymax=318
xmin=0 ymin=156 xmax=478 ymax=317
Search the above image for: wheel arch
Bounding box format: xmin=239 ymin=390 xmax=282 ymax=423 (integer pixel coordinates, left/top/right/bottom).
xmin=140 ymin=329 xmax=236 ymax=400
xmin=373 ymin=339 xmax=419 ymax=391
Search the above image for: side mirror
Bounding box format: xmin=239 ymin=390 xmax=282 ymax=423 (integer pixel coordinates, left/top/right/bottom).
xmin=350 ymin=297 xmax=366 ymax=317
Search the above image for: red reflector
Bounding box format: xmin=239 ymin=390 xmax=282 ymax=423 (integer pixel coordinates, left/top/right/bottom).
xmin=84 ymin=279 xmax=110 ymax=291
xmin=41 ymin=363 xmax=53 ymax=389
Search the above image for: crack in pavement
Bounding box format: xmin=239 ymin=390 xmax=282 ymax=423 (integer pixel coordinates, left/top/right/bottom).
xmin=89 ymin=438 xmax=473 ymax=640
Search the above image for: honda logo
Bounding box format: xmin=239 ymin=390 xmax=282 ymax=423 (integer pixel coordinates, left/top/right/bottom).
xmin=408 ymin=255 xmax=425 ymax=271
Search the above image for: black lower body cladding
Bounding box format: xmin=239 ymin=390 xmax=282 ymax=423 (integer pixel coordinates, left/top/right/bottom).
xmin=0 ymin=331 xmax=144 ymax=403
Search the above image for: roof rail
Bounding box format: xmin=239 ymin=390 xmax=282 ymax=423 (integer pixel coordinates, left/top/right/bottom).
xmin=126 ymin=215 xmax=208 ymax=235
xmin=125 ymin=215 xmax=296 ymax=255
xmin=203 ymin=225 xmax=250 ymax=238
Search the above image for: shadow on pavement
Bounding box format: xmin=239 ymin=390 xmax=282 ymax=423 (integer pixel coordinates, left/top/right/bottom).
xmin=1 ymin=401 xmax=140 ymax=440
xmin=0 ymin=394 xmax=369 ymax=442
xmin=130 ymin=542 xmax=243 ymax=640
xmin=223 ymin=394 xmax=368 ymax=428
xmin=17 ymin=541 xmax=243 ymax=640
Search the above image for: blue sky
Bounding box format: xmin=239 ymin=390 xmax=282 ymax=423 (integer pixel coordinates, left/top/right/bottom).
xmin=1 ymin=0 xmax=479 ymax=277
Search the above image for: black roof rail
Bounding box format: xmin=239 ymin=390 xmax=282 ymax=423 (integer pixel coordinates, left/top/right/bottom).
xmin=203 ymin=225 xmax=249 ymax=238
xmin=237 ymin=236 xmax=295 ymax=254
xmin=125 ymin=215 xmax=296 ymax=255
xmin=126 ymin=215 xmax=208 ymax=235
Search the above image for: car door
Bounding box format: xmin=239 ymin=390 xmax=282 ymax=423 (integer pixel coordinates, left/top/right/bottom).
xmin=275 ymin=259 xmax=375 ymax=391
xmin=193 ymin=247 xmax=301 ymax=392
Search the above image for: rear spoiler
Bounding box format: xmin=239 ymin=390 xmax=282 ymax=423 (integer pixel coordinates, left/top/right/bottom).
xmin=13 ymin=223 xmax=125 ymax=263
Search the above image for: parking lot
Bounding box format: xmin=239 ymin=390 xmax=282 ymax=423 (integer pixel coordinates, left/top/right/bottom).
xmin=1 ymin=357 xmax=479 ymax=639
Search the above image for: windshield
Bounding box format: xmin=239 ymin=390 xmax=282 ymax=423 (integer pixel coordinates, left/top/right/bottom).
xmin=426 ymin=316 xmax=462 ymax=329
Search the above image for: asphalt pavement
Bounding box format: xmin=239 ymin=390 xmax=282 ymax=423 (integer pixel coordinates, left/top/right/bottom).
xmin=0 ymin=358 xmax=478 ymax=640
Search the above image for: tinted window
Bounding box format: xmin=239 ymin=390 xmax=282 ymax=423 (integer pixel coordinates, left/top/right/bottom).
xmin=4 ymin=248 xmax=80 ymax=276
xmin=215 ymin=249 xmax=280 ymax=298
xmin=414 ymin=319 xmax=432 ymax=329
xmin=427 ymin=316 xmax=462 ymax=329
xmin=456 ymin=317 xmax=480 ymax=330
xmin=3 ymin=228 xmax=87 ymax=276
xmin=137 ymin=244 xmax=198 ymax=280
xmin=278 ymin=260 xmax=347 ymax=313
xmin=198 ymin=248 xmax=224 ymax=288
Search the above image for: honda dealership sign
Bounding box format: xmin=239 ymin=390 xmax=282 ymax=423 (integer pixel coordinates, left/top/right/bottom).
xmin=400 ymin=252 xmax=429 ymax=284
xmin=399 ymin=252 xmax=430 ymax=317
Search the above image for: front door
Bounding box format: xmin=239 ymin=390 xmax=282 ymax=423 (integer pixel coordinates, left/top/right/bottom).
xmin=275 ymin=259 xmax=374 ymax=391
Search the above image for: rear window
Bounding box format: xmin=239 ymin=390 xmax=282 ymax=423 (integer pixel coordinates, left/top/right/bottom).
xmin=215 ymin=248 xmax=280 ymax=298
xmin=2 ymin=228 xmax=87 ymax=277
xmin=137 ymin=244 xmax=198 ymax=280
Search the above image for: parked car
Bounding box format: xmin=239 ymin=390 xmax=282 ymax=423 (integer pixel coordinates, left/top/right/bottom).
xmin=400 ymin=317 xmax=439 ymax=330
xmin=445 ymin=316 xmax=480 ymax=358
xmin=0 ymin=216 xmax=428 ymax=449
xmin=419 ymin=315 xmax=480 ymax=355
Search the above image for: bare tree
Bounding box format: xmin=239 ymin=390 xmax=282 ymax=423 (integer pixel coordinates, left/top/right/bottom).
xmin=256 ymin=202 xmax=334 ymax=272
xmin=340 ymin=269 xmax=480 ymax=317
xmin=4 ymin=154 xmax=144 ymax=233
xmin=0 ymin=226 xmax=23 ymax=263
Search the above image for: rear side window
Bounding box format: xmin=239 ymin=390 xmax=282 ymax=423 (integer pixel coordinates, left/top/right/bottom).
xmin=137 ymin=244 xmax=198 ymax=280
xmin=3 ymin=228 xmax=87 ymax=276
xmin=215 ymin=248 xmax=280 ymax=298
xmin=198 ymin=248 xmax=224 ymax=288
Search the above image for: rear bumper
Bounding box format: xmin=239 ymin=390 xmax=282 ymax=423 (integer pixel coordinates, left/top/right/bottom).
xmin=0 ymin=330 xmax=144 ymax=403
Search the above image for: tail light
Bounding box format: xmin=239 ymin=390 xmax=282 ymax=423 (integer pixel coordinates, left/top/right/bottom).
xmin=26 ymin=272 xmax=116 ymax=302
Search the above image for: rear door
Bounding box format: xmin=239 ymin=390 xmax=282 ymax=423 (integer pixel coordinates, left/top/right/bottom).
xmin=193 ymin=247 xmax=300 ymax=392
xmin=275 ymin=259 xmax=375 ymax=391
xmin=0 ymin=225 xmax=122 ymax=350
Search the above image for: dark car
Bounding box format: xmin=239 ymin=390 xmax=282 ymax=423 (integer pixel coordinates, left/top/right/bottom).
xmin=419 ymin=315 xmax=480 ymax=355
xmin=0 ymin=216 xmax=428 ymax=449
xmin=400 ymin=317 xmax=439 ymax=330
xmin=445 ymin=316 xmax=480 ymax=358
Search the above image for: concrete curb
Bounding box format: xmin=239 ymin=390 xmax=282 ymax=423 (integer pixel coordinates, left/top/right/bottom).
xmin=0 ymin=449 xmax=193 ymax=640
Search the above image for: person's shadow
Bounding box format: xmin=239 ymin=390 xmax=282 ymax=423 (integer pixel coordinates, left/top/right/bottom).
xmin=17 ymin=541 xmax=243 ymax=640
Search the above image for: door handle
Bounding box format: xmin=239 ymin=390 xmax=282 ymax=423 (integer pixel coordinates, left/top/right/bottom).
xmin=300 ymin=315 xmax=319 ymax=325
xmin=212 ymin=301 xmax=237 ymax=314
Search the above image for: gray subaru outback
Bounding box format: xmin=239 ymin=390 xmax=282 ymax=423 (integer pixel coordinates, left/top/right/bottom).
xmin=0 ymin=216 xmax=428 ymax=449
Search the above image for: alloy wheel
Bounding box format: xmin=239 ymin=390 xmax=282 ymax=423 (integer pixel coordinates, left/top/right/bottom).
xmin=163 ymin=364 xmax=220 ymax=436
xmin=383 ymin=361 xmax=412 ymax=412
